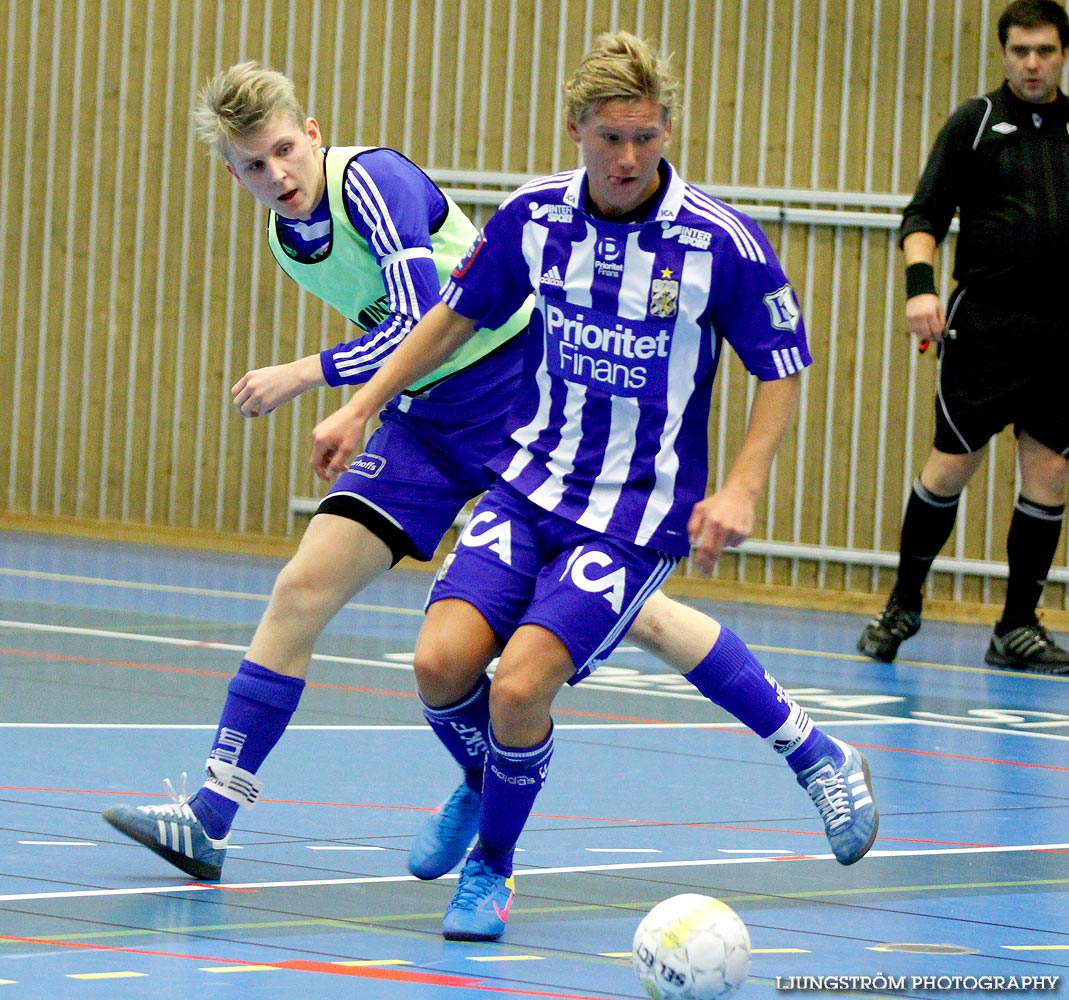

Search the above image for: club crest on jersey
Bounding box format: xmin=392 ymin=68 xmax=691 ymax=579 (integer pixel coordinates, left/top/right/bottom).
xmin=650 ymin=268 xmax=679 ymax=318
xmin=349 ymin=453 xmax=386 ymax=478
xmin=763 ymin=283 xmax=801 ymax=332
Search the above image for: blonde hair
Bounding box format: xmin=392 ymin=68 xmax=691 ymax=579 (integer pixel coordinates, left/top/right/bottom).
xmin=562 ymin=31 xmax=681 ymax=126
xmin=192 ymin=61 xmax=307 ymax=160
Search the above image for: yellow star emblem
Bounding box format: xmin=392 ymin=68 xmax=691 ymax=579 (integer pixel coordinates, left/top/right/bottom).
xmin=660 ymin=267 xmax=674 ymax=279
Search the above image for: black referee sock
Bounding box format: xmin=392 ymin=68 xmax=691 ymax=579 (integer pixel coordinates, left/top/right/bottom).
xmin=891 ymin=478 xmax=961 ymax=611
xmin=999 ymin=496 xmax=1065 ymax=633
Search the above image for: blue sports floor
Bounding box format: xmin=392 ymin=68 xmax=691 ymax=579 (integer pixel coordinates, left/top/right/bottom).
xmin=2 ymin=530 xmax=1067 ymax=999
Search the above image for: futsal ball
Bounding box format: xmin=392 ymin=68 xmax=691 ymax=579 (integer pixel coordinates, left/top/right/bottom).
xmin=631 ymin=893 xmax=752 ymax=1000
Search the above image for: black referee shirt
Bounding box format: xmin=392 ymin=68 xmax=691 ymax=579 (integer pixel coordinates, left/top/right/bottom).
xmin=901 ymin=81 xmax=1069 ymax=301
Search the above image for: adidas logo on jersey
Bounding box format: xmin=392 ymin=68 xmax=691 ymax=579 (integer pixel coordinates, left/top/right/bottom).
xmin=540 ymin=264 xmax=565 ymax=287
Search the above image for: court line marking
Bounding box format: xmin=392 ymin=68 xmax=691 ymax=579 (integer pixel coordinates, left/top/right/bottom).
xmin=0 ymin=934 xmax=618 ymax=997
xmin=5 ymin=616 xmax=1069 ymax=737
xmin=3 ymin=720 xmax=1067 ymax=751
xmin=6 ymin=618 xmax=1069 ymax=731
xmin=306 ymin=846 xmax=385 ymax=852
xmin=1 ymin=843 xmax=1065 ymax=903
xmin=6 ymin=615 xmax=1065 ymax=688
xmin=0 ymin=568 xmax=424 ymax=617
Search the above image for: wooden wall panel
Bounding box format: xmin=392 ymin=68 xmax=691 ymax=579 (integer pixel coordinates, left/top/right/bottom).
xmin=5 ymin=0 xmax=1065 ymax=616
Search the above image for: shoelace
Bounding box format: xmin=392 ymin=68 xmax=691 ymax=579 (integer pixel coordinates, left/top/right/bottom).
xmin=876 ymin=607 xmax=917 ymax=637
xmin=140 ymin=772 xmax=194 ymax=817
xmin=1003 ymin=624 xmax=1054 ymax=652
xmin=453 ymin=862 xmax=500 ymax=906
xmin=806 ymin=769 xmax=852 ymax=831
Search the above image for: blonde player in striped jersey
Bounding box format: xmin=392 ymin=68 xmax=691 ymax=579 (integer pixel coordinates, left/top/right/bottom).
xmin=101 ymin=61 xmax=864 ymax=895
xmin=311 ymin=32 xmax=879 ymax=942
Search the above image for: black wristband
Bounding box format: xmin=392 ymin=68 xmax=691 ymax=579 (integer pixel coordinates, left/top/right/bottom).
xmin=905 ymin=261 xmax=937 ymax=299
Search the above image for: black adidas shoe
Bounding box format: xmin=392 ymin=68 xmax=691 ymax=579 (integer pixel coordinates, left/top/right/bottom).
xmin=857 ymin=596 xmax=921 ymax=663
xmin=984 ymin=622 xmax=1069 ymax=675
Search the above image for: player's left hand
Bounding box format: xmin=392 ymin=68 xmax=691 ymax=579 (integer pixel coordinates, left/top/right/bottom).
xmin=687 ymin=488 xmax=755 ymax=577
xmin=310 ymin=401 xmax=368 ymax=481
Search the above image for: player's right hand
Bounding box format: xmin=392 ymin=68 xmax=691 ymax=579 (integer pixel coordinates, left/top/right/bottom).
xmin=310 ymin=400 xmax=369 ymax=481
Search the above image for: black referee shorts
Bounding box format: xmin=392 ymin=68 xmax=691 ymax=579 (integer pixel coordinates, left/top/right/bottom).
xmin=934 ymin=287 xmax=1069 ymax=456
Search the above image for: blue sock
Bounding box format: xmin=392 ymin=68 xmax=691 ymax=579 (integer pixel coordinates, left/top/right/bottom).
xmin=190 ymin=659 xmax=305 ymax=839
xmin=420 ymin=675 xmax=490 ymax=793
xmin=470 ymin=724 xmax=554 ymax=876
xmin=683 ymin=627 xmax=843 ymax=774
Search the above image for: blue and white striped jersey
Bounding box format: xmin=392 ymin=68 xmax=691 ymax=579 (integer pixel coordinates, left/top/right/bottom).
xmin=442 ymin=161 xmax=811 ymax=556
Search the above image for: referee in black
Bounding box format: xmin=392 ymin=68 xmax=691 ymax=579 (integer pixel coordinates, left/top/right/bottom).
xmin=859 ymin=0 xmax=1069 ymax=673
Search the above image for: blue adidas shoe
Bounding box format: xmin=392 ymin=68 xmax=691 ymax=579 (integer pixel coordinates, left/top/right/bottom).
xmin=408 ymin=783 xmax=481 ymax=880
xmin=797 ymin=737 xmax=878 ymax=865
xmin=442 ymin=857 xmax=516 ymax=941
xmin=102 ymin=778 xmax=228 ymax=881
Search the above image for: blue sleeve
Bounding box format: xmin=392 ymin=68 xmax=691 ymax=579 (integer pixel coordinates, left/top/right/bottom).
xmin=712 ymin=216 xmax=811 ymax=381
xmin=320 ymin=148 xmax=450 ymax=386
xmin=439 ymin=202 xmax=533 ymax=331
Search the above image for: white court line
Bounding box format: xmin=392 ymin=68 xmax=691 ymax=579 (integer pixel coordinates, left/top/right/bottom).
xmin=1 ymin=843 xmax=1066 ymax=904
xmin=17 ymin=841 xmax=96 ymax=847
xmin=4 ymin=618 xmax=1068 ymax=737
xmin=0 ymin=568 xmax=423 ymax=617
xmin=0 ymin=720 xmax=1063 ymax=740
xmin=305 ymin=846 xmax=385 ymax=852
xmin=0 ymin=722 xmax=748 ymax=731
xmin=585 ymin=848 xmax=661 ymax=853
xmin=0 ymin=619 xmax=406 ymax=671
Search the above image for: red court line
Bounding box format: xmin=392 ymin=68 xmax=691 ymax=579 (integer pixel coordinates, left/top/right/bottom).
xmin=0 ymin=647 xmax=415 ymax=698
xmin=854 ymin=741 xmax=1069 ymax=773
xmin=0 ymin=936 xmax=620 ymax=997
xmin=1 ymin=783 xmax=1037 ymax=852
xmin=0 ymin=646 xmax=667 ymax=720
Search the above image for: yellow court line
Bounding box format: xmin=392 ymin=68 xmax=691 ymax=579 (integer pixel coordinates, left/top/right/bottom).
xmin=201 ymin=965 xmax=280 ymax=973
xmin=334 ymin=960 xmax=413 ymax=967
xmin=66 ymin=971 xmax=148 ymax=980
xmin=748 ymin=642 xmax=1069 ymax=679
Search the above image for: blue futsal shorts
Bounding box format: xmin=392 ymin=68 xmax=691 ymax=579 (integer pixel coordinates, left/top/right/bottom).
xmin=317 ymin=337 xmax=524 ymax=562
xmin=427 ymin=481 xmax=678 ymax=683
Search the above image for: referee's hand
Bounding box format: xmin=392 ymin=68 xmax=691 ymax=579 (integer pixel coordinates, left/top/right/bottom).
xmin=906 ymin=292 xmax=945 ymax=351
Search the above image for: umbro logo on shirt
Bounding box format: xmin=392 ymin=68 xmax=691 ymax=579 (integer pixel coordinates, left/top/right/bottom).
xmin=991 ymin=121 xmax=1017 ymax=134
xmin=540 ymin=264 xmax=565 ymax=287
